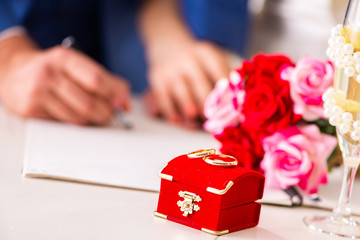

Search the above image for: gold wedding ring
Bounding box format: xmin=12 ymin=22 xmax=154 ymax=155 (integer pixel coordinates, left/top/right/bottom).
xmin=203 ymin=154 xmax=238 ymax=167
xmin=187 ymin=148 xmax=216 ymax=159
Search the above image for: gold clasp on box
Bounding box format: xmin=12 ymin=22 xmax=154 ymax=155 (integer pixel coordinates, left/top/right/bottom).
xmin=177 ymin=191 xmax=201 ymax=217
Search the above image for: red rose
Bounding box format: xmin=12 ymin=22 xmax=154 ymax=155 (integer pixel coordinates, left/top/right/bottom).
xmin=220 ymin=143 xmax=261 ymax=170
xmin=236 ymin=54 xmax=301 ymax=136
xmin=207 ymin=54 xmax=303 ymax=171
xmin=237 ymin=54 xmax=294 ymax=91
xmin=216 ymin=126 xmax=263 ymax=170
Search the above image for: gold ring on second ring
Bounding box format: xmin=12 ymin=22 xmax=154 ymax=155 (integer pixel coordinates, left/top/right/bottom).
xmin=203 ymin=154 xmax=238 ymax=167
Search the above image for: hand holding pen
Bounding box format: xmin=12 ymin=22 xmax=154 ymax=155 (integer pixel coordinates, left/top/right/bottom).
xmin=0 ymin=33 xmax=131 ymax=126
xmin=61 ymin=36 xmax=133 ymax=128
xmin=24 ymin=35 xmax=133 ymax=126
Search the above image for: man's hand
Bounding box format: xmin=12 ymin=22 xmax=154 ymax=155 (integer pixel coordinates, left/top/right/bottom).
xmin=146 ymin=40 xmax=230 ymax=128
xmin=139 ymin=0 xmax=230 ymax=128
xmin=0 ymin=35 xmax=130 ymax=125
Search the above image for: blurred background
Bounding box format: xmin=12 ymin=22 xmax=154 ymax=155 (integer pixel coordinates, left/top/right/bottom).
xmin=246 ymin=0 xmax=347 ymax=60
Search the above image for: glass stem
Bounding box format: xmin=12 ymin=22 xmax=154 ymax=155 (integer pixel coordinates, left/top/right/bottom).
xmin=333 ymin=164 xmax=359 ymax=219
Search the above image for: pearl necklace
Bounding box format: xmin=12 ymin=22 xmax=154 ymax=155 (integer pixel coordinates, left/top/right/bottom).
xmin=323 ymin=88 xmax=360 ymax=140
xmin=324 ymin=24 xmax=360 ymax=141
xmin=327 ymin=25 xmax=360 ymax=81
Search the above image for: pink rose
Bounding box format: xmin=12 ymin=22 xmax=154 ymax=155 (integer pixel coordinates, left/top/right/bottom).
xmin=260 ymin=125 xmax=337 ymax=194
xmin=203 ymin=77 xmax=245 ymax=135
xmin=282 ymin=57 xmax=334 ymax=121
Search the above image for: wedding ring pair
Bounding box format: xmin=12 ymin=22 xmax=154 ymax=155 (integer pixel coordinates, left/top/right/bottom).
xmin=187 ymin=148 xmax=238 ymax=167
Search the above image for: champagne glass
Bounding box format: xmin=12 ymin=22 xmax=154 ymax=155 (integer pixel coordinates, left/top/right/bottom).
xmin=303 ymin=0 xmax=360 ymax=237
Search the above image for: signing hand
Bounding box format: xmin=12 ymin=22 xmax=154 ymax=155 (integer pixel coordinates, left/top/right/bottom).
xmin=0 ymin=35 xmax=130 ymax=125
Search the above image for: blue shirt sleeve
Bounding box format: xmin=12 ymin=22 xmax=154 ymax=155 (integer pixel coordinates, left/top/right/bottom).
xmin=0 ymin=0 xmax=33 ymax=31
xmin=182 ymin=0 xmax=249 ymax=55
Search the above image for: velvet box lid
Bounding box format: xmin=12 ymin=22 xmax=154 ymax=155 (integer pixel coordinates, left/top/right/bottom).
xmin=159 ymin=153 xmax=265 ymax=209
xmin=155 ymin=150 xmax=265 ymax=235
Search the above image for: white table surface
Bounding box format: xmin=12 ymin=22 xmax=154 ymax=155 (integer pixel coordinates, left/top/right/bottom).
xmin=1 ymin=107 xmax=359 ymax=240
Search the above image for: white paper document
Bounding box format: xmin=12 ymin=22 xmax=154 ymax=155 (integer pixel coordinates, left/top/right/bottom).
xmin=24 ymin=100 xmax=357 ymax=215
xmin=23 ymin=100 xmax=218 ymax=192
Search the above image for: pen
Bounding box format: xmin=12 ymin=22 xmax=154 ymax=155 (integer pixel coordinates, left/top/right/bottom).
xmin=113 ymin=110 xmax=133 ymax=129
xmin=61 ymin=36 xmax=133 ymax=129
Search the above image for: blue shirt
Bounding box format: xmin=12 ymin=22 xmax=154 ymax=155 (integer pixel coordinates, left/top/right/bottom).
xmin=0 ymin=0 xmax=248 ymax=92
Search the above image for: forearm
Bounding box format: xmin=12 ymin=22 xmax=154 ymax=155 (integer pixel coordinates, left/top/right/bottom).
xmin=138 ymin=0 xmax=231 ymax=128
xmin=0 ymin=34 xmax=39 ymax=74
xmin=138 ymin=0 xmax=194 ymax=59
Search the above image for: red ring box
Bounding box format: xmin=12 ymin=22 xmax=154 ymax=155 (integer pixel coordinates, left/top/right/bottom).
xmin=154 ymin=153 xmax=265 ymax=236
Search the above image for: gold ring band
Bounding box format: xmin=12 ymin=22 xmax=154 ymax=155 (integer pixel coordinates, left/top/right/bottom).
xmin=203 ymin=154 xmax=238 ymax=167
xmin=187 ymin=148 xmax=216 ymax=159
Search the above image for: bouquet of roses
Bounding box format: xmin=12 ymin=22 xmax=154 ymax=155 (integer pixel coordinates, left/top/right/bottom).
xmin=204 ymin=54 xmax=338 ymax=194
